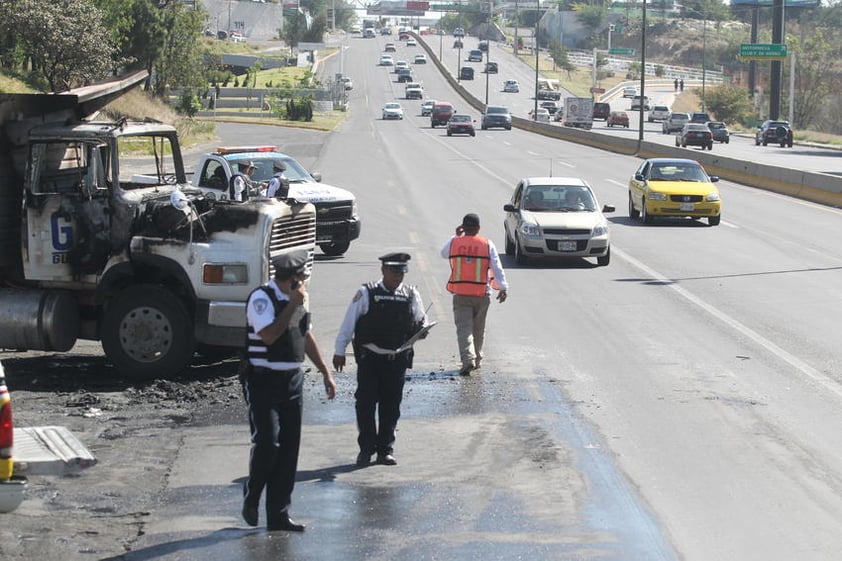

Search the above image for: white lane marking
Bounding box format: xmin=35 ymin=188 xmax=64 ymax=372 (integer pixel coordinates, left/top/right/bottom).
xmin=614 ymin=245 xmax=842 ymax=400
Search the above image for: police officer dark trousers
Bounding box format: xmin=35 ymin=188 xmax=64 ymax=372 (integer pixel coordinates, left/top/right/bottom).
xmin=241 ymin=249 xmax=336 ymax=532
xmin=333 ymin=252 xmax=429 ymax=467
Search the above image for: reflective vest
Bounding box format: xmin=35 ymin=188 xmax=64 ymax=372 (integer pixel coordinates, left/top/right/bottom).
xmin=447 ymin=235 xmax=492 ymax=297
xmin=244 ymin=286 xmax=308 ymax=365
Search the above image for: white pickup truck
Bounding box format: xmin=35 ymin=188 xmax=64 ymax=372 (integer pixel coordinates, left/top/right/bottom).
xmin=192 ymin=146 xmax=360 ymax=256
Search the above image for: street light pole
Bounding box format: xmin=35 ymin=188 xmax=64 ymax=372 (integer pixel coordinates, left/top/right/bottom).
xmin=485 ymin=3 xmax=491 ymax=106
xmin=701 ymin=13 xmax=707 ymax=112
xmin=638 ymin=0 xmax=646 ymax=143
xmin=534 ymin=0 xmax=540 ymax=120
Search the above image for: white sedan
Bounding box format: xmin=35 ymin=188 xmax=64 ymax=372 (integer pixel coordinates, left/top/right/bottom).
xmin=414 ymin=53 xmax=427 ymax=64
xmin=379 ymin=54 xmax=394 ymax=66
xmin=503 ymin=79 xmax=520 ymax=93
xmin=382 ymin=102 xmax=404 ymax=120
xmin=528 ymin=108 xmax=551 ymax=122
xmin=503 ymin=177 xmax=615 ymax=266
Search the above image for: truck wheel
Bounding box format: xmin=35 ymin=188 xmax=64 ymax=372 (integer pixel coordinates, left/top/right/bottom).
xmin=320 ymin=241 xmax=351 ymax=256
xmin=101 ymin=285 xmax=194 ymax=379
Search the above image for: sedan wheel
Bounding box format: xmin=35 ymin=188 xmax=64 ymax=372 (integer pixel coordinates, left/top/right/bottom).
xmin=504 ymin=230 xmax=514 ymax=255
xmin=708 ymin=215 xmax=721 ymax=226
xmin=515 ymin=236 xmax=528 ymax=265
xmin=628 ymin=192 xmax=640 ymax=219
xmin=597 ymin=247 xmax=610 ymax=267
xmin=641 ymin=198 xmax=653 ymax=224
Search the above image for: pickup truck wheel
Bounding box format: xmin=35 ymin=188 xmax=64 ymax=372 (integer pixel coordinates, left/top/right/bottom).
xmin=320 ymin=241 xmax=350 ymax=256
xmin=101 ymin=285 xmax=194 ymax=379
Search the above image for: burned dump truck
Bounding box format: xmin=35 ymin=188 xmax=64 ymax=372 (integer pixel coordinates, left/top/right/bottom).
xmin=0 ymin=71 xmax=316 ymax=379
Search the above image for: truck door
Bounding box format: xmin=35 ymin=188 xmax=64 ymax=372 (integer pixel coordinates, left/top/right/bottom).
xmin=24 ymin=141 xmax=112 ymax=280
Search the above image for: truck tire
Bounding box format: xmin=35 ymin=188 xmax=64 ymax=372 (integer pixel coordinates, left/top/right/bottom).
xmin=101 ymin=285 xmax=195 ymax=379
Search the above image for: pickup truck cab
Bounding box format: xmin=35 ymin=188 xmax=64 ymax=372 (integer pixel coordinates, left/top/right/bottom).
xmin=192 ymin=146 xmax=360 ymax=256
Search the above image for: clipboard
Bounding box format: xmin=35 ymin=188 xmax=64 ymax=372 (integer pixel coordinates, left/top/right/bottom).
xmin=395 ymin=321 xmax=437 ymax=353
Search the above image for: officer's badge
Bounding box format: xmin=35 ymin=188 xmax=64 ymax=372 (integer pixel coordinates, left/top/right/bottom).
xmin=252 ymin=297 xmax=270 ymax=315
xmin=352 ymin=290 xmax=363 ymax=302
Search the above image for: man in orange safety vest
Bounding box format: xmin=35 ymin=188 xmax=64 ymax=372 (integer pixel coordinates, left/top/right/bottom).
xmin=440 ymin=213 xmax=508 ymax=375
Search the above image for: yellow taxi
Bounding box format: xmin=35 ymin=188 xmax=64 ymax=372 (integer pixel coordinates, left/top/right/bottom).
xmin=628 ymin=158 xmax=721 ymax=226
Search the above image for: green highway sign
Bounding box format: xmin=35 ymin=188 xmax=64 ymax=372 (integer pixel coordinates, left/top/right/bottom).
xmin=739 ymin=43 xmax=787 ymax=60
xmin=609 ymin=47 xmax=635 ymax=56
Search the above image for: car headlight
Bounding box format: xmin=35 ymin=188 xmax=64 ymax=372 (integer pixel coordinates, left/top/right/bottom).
xmin=518 ymin=222 xmax=542 ymax=239
xmin=647 ymin=191 xmax=667 ymax=201
xmin=592 ymin=222 xmax=609 ymax=237
xmin=705 ymin=192 xmax=721 ymax=202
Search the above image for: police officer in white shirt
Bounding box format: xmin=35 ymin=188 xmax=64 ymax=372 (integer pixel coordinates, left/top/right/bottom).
xmin=241 ymin=249 xmax=335 ymax=532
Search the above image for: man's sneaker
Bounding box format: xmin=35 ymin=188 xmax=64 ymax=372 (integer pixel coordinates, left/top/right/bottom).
xmin=377 ymin=453 xmax=398 ymax=466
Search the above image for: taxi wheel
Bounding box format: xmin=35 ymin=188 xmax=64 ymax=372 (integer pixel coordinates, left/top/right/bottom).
xmin=641 ymin=199 xmax=653 ymax=224
xmin=628 ymin=193 xmax=640 ymax=219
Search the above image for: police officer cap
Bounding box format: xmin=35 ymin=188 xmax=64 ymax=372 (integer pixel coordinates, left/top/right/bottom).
xmin=379 ymin=252 xmax=411 ymax=272
xmin=273 ymin=160 xmax=287 ymax=172
xmin=462 ymin=213 xmax=480 ymax=228
xmin=238 ymin=160 xmax=255 ymax=170
xmin=272 ymin=249 xmax=309 ymax=275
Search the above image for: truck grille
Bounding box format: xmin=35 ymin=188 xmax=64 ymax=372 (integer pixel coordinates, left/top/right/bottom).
xmin=268 ymin=212 xmax=316 ymax=277
xmin=315 ymin=201 xmax=354 ymax=221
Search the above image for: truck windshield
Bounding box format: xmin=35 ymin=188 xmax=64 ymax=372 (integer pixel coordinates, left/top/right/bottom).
xmin=116 ymin=133 xmax=182 ymax=190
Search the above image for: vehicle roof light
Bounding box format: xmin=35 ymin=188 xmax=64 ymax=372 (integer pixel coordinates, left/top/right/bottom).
xmin=215 ymin=145 xmax=278 ymax=154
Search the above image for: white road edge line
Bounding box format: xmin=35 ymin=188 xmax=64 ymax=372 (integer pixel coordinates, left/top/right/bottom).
xmin=613 ymin=245 xmax=842 ymax=400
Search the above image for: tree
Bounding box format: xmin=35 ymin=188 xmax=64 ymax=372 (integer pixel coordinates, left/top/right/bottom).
xmin=99 ymin=0 xmax=205 ymax=97
xmin=0 ymin=0 xmax=117 ymax=91
xmin=549 ymin=40 xmax=576 ymax=79
xmin=783 ymin=29 xmax=838 ymax=130
xmin=703 ymin=83 xmax=753 ymax=125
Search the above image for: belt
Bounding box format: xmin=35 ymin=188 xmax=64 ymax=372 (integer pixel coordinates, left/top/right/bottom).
xmin=251 ymin=366 xmax=299 ymax=375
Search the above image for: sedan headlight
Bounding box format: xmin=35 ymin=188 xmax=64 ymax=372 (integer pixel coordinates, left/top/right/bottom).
xmin=518 ymin=222 xmax=542 ymax=239
xmin=647 ymin=191 xmax=668 ymax=201
xmin=705 ymin=192 xmax=721 ymax=202
xmin=592 ymin=221 xmax=609 ymax=237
